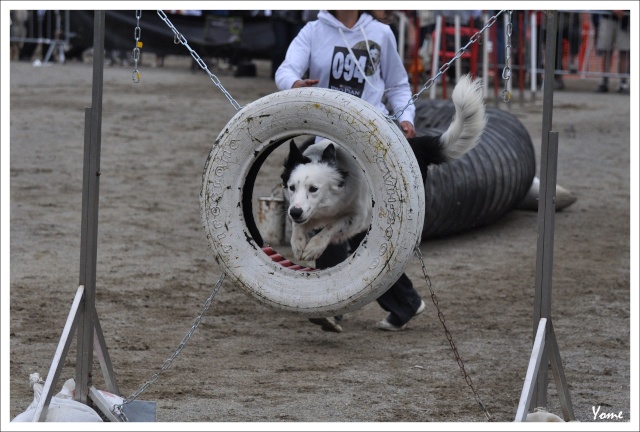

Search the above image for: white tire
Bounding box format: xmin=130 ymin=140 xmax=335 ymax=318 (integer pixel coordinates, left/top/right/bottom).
xmin=200 ymin=88 xmax=425 ymax=317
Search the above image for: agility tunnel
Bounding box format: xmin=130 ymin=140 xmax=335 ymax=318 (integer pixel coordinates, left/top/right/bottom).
xmin=414 ymin=99 xmax=536 ymax=240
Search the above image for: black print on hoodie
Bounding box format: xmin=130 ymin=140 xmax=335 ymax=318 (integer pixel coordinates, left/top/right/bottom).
xmin=328 ymin=41 xmax=381 ymax=97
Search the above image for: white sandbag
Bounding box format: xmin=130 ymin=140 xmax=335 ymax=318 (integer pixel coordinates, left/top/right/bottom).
xmin=12 ymin=372 xmax=103 ymax=422
xmin=525 ymin=407 xmax=565 ymax=422
xmin=515 ymin=176 xmax=577 ymax=211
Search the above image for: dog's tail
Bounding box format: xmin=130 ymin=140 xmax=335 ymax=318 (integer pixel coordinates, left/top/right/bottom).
xmin=438 ymin=74 xmax=487 ymax=160
xmin=407 ymin=75 xmax=486 ymax=169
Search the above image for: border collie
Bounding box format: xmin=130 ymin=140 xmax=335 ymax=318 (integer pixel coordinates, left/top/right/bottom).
xmin=280 ymin=74 xmax=486 ymax=262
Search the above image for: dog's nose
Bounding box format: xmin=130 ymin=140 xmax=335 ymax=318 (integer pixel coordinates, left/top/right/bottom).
xmin=289 ymin=207 xmax=303 ymax=221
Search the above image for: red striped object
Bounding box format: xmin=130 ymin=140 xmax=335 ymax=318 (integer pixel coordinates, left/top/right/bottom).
xmin=262 ymin=247 xmax=316 ymax=272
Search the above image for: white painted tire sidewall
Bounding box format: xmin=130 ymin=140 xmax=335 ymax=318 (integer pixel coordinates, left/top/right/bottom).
xmin=201 ymin=88 xmax=424 ymax=317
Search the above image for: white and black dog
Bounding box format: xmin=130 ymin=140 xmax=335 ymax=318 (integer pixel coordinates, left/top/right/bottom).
xmin=280 ymin=75 xmax=486 ymax=262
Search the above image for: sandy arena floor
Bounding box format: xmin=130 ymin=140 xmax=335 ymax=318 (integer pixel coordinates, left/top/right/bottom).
xmin=5 ymin=53 xmax=635 ymax=429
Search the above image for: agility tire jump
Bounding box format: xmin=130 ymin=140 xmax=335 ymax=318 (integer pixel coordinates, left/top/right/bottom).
xmin=200 ymin=88 xmax=425 ymax=317
xmin=414 ymin=100 xmax=537 ymax=239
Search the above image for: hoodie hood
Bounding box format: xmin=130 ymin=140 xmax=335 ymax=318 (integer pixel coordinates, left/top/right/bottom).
xmin=317 ymin=10 xmax=375 ymax=32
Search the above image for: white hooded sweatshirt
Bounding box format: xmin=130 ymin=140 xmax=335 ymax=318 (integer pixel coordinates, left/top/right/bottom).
xmin=275 ymin=10 xmax=415 ymax=125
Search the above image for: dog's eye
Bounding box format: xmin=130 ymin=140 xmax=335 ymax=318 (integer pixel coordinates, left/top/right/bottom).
xmin=309 ymin=186 xmax=318 ymax=193
xmin=289 ymin=185 xmax=295 ymax=192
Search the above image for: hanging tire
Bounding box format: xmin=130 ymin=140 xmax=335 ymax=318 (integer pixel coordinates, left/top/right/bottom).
xmin=200 ymin=88 xmax=425 ymax=317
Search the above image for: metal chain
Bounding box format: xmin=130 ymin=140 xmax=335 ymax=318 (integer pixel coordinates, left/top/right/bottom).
xmin=156 ymin=10 xmax=243 ymax=111
xmin=414 ymin=246 xmax=493 ymax=422
xmin=111 ymin=272 xmax=226 ymax=421
xmin=132 ymin=10 xmax=142 ymax=83
xmin=502 ymin=11 xmax=513 ymax=103
xmin=390 ymin=10 xmax=505 ymax=121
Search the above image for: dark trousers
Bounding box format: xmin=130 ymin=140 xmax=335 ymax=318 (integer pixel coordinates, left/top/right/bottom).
xmin=315 ymin=233 xmax=423 ymax=327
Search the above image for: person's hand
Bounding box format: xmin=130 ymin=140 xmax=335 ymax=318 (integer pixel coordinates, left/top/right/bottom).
xmin=292 ymin=79 xmax=320 ymax=88
xmin=400 ymin=121 xmax=416 ymax=138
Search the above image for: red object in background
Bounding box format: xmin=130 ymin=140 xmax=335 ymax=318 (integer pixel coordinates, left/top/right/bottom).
xmin=434 ymin=24 xmax=479 ymax=99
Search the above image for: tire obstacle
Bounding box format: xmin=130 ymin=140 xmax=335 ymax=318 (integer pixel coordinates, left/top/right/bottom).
xmin=191 ymin=9 xmax=534 ymax=321
xmin=201 ymin=87 xmax=425 ymax=318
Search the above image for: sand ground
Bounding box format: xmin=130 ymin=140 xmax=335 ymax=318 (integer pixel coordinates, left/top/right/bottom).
xmin=6 ymin=55 xmax=634 ymax=428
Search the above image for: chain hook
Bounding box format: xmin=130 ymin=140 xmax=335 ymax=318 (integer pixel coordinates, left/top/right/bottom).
xmin=502 ymin=10 xmax=513 ymax=103
xmin=131 ymin=10 xmax=142 ymax=83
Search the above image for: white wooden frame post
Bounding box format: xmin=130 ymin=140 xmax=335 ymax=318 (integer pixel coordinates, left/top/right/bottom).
xmin=514 ymin=11 xmax=576 ymax=422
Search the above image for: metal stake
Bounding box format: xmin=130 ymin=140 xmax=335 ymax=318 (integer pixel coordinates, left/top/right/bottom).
xmin=515 ymin=10 xmax=575 ymax=421
xmin=31 ymin=11 xmax=149 ymax=422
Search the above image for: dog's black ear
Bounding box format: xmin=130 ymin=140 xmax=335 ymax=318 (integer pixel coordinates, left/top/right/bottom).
xmin=288 ymin=139 xmax=303 ymax=160
xmin=281 ymin=139 xmax=309 ymax=186
xmin=320 ymin=143 xmax=347 ymax=185
xmin=320 ymin=143 xmax=337 ymax=166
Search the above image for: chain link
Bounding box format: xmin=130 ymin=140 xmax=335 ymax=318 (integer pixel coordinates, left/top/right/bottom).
xmin=502 ymin=11 xmax=513 ymax=103
xmin=131 ymin=10 xmax=142 ymax=83
xmin=156 ymin=10 xmax=243 ymax=111
xmin=414 ymin=246 xmax=493 ymax=422
xmin=111 ymin=273 xmax=226 ymax=421
xmin=390 ymin=10 xmax=506 ymax=121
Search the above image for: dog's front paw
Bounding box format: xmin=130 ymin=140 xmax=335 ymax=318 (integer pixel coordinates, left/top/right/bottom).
xmin=300 ymin=235 xmax=331 ymax=261
xmin=290 ymin=231 xmax=308 ymax=261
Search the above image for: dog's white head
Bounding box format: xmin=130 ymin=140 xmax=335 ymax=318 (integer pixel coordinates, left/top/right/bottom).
xmin=369 ymin=46 xmax=380 ymax=67
xmin=281 ymin=140 xmax=348 ymax=227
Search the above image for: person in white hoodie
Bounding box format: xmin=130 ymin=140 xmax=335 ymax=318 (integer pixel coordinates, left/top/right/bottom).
xmin=276 ymin=10 xmax=416 ymax=138
xmin=275 ymin=10 xmax=426 ymax=332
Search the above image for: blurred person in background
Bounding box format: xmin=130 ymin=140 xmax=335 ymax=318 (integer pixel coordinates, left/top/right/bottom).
xmin=594 ymin=10 xmax=630 ymax=93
